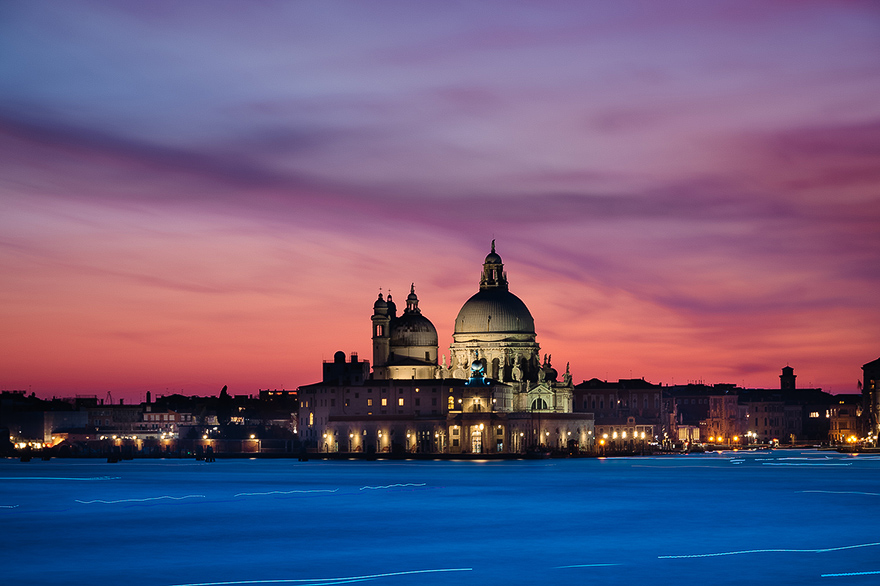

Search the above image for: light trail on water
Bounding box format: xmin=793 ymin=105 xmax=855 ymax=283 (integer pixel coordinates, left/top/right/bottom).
xmin=167 ymin=567 xmax=473 ymax=586
xmin=76 ymin=495 xmax=205 ymax=504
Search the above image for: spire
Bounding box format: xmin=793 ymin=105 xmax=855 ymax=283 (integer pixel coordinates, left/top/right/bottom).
xmin=491 ymin=239 xmax=495 ymax=253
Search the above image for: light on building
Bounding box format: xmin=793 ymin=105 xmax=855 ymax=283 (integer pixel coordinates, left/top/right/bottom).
xmin=250 ymin=434 xmax=256 ymax=439
xmin=479 ymin=424 xmax=484 ymax=431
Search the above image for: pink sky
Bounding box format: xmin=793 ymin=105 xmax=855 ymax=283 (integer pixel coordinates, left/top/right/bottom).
xmin=1 ymin=1 xmax=878 ymax=400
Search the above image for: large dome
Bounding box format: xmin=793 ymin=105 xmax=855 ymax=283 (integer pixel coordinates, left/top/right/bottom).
xmin=390 ymin=312 xmax=438 ymax=347
xmin=454 ymin=288 xmax=535 ymax=335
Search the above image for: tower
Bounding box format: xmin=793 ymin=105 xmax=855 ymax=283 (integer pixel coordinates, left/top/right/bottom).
xmin=780 ymin=366 xmax=796 ymax=390
xmin=371 ymin=293 xmax=391 ymax=370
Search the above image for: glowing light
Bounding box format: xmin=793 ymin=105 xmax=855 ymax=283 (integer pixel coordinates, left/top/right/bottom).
xmin=250 ymin=434 xmax=256 ymax=439
xmin=479 ymin=424 xmax=484 ymax=431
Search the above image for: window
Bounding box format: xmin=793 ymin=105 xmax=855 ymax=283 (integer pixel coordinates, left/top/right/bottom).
xmin=452 ymin=438 xmax=459 ymax=447
xmin=331 ymin=399 xmax=335 ymax=407
xmin=381 ymin=398 xmax=388 ymax=406
xmin=448 ymin=396 xmax=455 ymax=410
xmin=376 ymin=325 xmax=384 ymax=336
xmin=308 ymin=413 xmax=314 ymax=426
xmin=367 ymin=398 xmax=373 ymax=406
xmin=415 ymin=398 xmax=420 ymax=406
xmin=398 ymin=398 xmax=404 ymax=406
xmin=531 ymin=398 xmax=548 ymax=410
xmin=432 ymin=398 xmax=437 ymax=406
xmin=344 ymin=399 xmax=350 ymax=407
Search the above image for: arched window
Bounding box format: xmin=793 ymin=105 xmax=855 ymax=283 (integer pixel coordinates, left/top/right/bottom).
xmin=448 ymin=396 xmax=455 ymax=410
xmin=531 ymin=398 xmax=548 ymax=410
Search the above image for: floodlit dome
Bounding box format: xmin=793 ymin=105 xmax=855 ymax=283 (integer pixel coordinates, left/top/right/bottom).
xmin=454 ymin=288 xmax=535 ymax=335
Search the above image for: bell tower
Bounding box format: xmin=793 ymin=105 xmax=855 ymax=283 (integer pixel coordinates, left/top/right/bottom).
xmin=371 ymin=293 xmax=391 ymax=372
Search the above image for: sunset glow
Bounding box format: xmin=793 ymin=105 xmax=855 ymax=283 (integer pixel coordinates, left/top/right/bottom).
xmin=1 ymin=1 xmax=878 ymax=400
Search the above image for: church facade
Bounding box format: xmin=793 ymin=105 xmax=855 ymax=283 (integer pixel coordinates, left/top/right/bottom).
xmin=297 ymin=244 xmax=594 ymax=454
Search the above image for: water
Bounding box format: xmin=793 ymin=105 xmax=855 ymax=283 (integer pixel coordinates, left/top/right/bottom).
xmin=2 ymin=451 xmax=879 ymax=585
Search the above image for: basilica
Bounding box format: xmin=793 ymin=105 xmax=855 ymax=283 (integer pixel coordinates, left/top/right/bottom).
xmin=297 ymin=243 xmax=594 ymax=454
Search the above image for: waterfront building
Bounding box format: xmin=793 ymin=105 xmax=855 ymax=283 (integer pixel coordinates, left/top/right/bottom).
xmin=572 ymin=378 xmax=663 ymax=449
xmin=828 ymin=394 xmax=863 ymax=445
xmin=862 ymin=357 xmax=880 ymax=441
xmin=297 ymin=244 xmax=594 ymax=454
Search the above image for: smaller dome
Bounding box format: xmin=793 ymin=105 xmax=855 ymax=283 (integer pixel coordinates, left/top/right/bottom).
xmin=484 ymin=251 xmax=502 ymax=264
xmin=373 ymin=293 xmax=387 ymax=311
xmin=390 ymin=312 xmax=438 ymax=348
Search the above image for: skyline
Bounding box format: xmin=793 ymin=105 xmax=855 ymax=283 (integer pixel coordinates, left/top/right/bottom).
xmin=2 ymin=1 xmax=879 ymax=400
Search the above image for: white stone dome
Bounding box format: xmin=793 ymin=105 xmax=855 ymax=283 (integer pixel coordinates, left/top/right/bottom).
xmin=454 ymin=288 xmax=535 ymax=335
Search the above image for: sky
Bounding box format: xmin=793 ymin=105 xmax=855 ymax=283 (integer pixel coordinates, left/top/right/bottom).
xmin=1 ymin=1 xmax=878 ymax=401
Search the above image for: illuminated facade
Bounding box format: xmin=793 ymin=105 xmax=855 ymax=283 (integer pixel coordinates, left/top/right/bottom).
xmin=297 ymin=244 xmax=593 ymax=454
xmin=863 ymin=357 xmax=880 ymax=442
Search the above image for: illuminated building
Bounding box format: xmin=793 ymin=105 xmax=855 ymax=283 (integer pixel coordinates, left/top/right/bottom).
xmin=297 ymin=244 xmax=593 ymax=454
xmin=863 ymin=357 xmax=880 ymax=442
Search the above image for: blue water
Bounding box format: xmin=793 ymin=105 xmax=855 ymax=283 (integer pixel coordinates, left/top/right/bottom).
xmin=2 ymin=451 xmax=879 ymax=586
